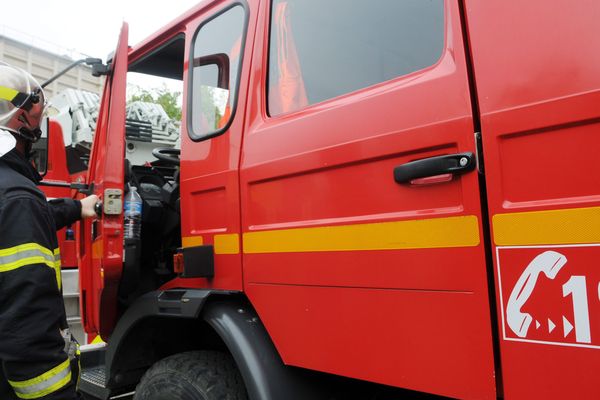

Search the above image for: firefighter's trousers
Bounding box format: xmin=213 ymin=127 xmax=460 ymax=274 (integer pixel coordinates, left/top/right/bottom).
xmin=0 ymin=262 xmax=79 ymax=399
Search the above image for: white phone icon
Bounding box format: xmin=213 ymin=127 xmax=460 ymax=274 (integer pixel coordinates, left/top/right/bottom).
xmin=506 ymin=251 xmax=567 ymax=337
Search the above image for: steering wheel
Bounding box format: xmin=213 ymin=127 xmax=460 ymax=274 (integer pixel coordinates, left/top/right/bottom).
xmin=152 ymin=147 xmax=180 ymax=165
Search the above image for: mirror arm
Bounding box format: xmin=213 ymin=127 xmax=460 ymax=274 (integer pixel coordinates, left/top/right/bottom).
xmin=41 ymin=58 xmax=109 ymax=89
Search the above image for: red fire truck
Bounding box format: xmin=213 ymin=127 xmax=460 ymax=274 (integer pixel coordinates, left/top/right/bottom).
xmin=38 ymin=0 xmax=600 ymax=398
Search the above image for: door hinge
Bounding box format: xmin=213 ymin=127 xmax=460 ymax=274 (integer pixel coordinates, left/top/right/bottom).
xmin=474 ymin=131 xmax=485 ymax=175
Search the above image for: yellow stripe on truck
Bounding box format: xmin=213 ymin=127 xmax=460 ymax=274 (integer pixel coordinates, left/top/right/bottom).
xmin=214 ymin=234 xmax=240 ymax=254
xmin=493 ymin=205 xmax=600 ymax=246
xmin=243 ymin=215 xmax=480 ymax=254
xmin=182 ymin=234 xmax=239 ymax=254
xmin=182 ymin=236 xmax=204 ymax=248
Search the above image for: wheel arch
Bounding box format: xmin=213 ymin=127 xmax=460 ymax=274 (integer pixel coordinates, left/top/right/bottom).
xmin=103 ymin=289 xmax=329 ymax=400
xmin=104 ymin=290 xmax=230 ymax=389
xmin=202 ymin=300 xmax=329 ymax=400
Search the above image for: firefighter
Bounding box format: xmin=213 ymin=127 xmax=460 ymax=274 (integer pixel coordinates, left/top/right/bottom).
xmin=0 ymin=62 xmax=98 ymax=399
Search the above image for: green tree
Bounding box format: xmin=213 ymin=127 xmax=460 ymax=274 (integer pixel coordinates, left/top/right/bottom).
xmin=128 ymin=85 xmax=182 ymax=121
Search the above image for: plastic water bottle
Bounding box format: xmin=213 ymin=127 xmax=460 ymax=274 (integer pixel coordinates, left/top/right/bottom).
xmin=124 ymin=186 xmax=142 ymax=240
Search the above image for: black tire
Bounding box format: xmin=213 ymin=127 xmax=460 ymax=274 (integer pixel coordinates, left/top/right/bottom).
xmin=133 ymin=351 xmax=247 ymax=400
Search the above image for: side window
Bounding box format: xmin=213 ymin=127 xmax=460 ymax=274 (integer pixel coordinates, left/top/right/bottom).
xmin=190 ymin=5 xmax=246 ymax=139
xmin=268 ymin=0 xmax=445 ymax=116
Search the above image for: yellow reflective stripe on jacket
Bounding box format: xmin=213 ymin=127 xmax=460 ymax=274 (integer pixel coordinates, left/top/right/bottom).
xmin=54 ymin=248 xmax=62 ymax=290
xmin=0 ymin=243 xmax=62 ymax=289
xmin=8 ymin=359 xmax=71 ymax=399
xmin=0 ymin=85 xmax=19 ymax=102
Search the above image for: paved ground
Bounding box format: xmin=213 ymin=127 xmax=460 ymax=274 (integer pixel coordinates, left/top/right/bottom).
xmin=110 ymin=394 xmax=133 ymax=400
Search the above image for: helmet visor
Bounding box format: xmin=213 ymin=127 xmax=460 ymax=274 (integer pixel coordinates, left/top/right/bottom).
xmin=0 ymin=86 xmax=33 ymax=110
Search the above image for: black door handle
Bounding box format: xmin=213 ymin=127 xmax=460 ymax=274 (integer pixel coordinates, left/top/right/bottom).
xmin=94 ymin=201 xmax=103 ymax=218
xmin=393 ymin=152 xmax=476 ymax=184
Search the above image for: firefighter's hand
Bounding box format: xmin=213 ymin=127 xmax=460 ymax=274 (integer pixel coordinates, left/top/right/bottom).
xmin=80 ymin=195 xmax=100 ymax=219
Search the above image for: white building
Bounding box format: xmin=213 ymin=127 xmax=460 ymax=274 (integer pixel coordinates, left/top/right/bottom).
xmin=0 ymin=33 xmax=103 ymax=98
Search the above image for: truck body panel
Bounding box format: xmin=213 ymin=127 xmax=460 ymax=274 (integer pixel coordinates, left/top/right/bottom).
xmin=239 ymin=1 xmax=495 ymax=398
xmin=174 ymin=0 xmax=259 ymax=292
xmin=465 ymin=0 xmax=600 ymax=398
xmin=52 ymin=0 xmax=600 ymax=398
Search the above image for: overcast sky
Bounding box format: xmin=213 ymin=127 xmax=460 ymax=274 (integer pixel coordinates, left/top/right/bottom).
xmin=1 ymin=0 xmax=202 ymax=59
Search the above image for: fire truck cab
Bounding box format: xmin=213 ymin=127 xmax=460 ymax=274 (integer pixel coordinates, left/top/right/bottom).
xmin=42 ymin=0 xmax=600 ymax=399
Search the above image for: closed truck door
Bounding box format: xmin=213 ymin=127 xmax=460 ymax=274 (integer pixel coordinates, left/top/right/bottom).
xmin=240 ymin=1 xmax=496 ymax=398
xmin=178 ymin=0 xmax=257 ymax=291
xmin=466 ymin=0 xmax=600 ymax=398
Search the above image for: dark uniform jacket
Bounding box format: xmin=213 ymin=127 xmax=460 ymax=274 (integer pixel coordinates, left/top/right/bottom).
xmin=0 ymin=149 xmax=81 ymax=400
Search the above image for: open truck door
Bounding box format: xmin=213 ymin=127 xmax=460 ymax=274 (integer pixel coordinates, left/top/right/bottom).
xmin=79 ymin=23 xmax=128 ymax=340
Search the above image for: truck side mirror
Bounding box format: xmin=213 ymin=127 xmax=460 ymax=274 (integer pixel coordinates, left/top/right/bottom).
xmin=191 ymin=53 xmax=232 ymax=136
xmin=193 ymin=53 xmax=231 ymax=90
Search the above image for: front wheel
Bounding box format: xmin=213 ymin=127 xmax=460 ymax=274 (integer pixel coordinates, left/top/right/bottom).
xmin=133 ymin=351 xmax=247 ymax=400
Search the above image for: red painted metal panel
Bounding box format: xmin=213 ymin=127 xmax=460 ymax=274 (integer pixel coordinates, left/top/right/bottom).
xmin=175 ymin=0 xmax=260 ymax=291
xmin=466 ymin=0 xmax=600 ymax=397
xmin=239 ymin=1 xmax=496 ymax=398
xmin=44 ymin=120 xmax=71 ymax=186
xmin=42 ymin=120 xmax=79 ymax=268
xmin=246 ymin=282 xmax=494 ymax=399
xmin=79 ymin=23 xmax=128 ymax=338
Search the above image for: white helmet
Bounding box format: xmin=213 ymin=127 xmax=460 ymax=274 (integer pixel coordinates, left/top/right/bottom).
xmin=0 ymin=62 xmax=46 ymax=144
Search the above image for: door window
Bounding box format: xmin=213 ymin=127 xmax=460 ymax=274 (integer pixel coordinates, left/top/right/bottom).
xmin=268 ymin=0 xmax=445 ymax=116
xmin=189 ymin=5 xmax=246 ymax=139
